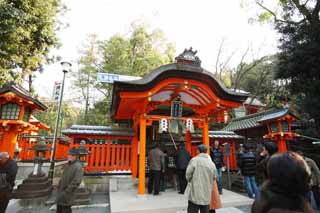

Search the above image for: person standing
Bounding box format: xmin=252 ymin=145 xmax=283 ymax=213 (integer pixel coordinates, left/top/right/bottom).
xmin=186 ymin=144 xmax=215 ymax=213
xmin=56 ymin=148 xmax=83 ymax=213
xmin=297 ymin=151 xmax=320 ymax=212
xmin=256 ymin=142 xmax=278 ymax=181
xmin=238 ymin=144 xmax=259 ymax=199
xmin=0 ymin=152 xmax=18 ymax=213
xmin=210 ymin=140 xmax=224 ymax=194
xmin=252 ymin=152 xmax=313 ymax=213
xmin=176 ymin=143 xmax=191 ymax=194
xmin=148 ymin=143 xmax=164 ymax=195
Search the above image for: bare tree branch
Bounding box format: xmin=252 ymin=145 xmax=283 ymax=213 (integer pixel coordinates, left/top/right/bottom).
xmin=215 ymin=39 xmax=225 ymax=76
xmin=291 ymin=0 xmax=313 ymax=21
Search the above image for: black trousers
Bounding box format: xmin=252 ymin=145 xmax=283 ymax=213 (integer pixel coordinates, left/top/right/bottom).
xmin=148 ymin=170 xmax=161 ymax=195
xmin=177 ymin=169 xmax=187 ymax=193
xmin=187 ymin=201 xmax=209 ymax=213
xmin=0 ymin=192 xmax=10 ymax=213
xmin=57 ymin=205 xmax=72 ymax=213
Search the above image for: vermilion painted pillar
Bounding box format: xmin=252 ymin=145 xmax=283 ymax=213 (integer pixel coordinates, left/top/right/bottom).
xmin=202 ymin=117 xmax=210 ymax=154
xmin=0 ymin=130 xmax=18 ymax=157
xmin=185 ymin=131 xmax=192 ymax=154
xmin=131 ymin=135 xmax=138 ymax=178
xmin=278 ymin=138 xmax=287 ymax=153
xmin=138 ymin=114 xmax=146 ymax=195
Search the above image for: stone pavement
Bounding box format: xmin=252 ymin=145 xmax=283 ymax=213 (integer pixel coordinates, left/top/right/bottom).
xmin=110 ymin=188 xmax=253 ymax=213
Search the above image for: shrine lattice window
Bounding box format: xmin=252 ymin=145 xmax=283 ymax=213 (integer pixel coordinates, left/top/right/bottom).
xmin=281 ymin=121 xmax=289 ymax=132
xmin=270 ymin=122 xmax=279 ymax=133
xmin=0 ymin=103 xmax=21 ymax=120
xmin=23 ymin=107 xmax=30 ymax=122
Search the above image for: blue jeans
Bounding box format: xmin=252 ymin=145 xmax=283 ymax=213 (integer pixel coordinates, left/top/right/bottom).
xmin=216 ymin=168 xmax=222 ymax=193
xmin=244 ymin=176 xmax=259 ymax=199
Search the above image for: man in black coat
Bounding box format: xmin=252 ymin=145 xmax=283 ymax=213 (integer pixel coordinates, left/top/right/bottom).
xmin=0 ymin=152 xmax=18 ymax=213
xmin=210 ymin=140 xmax=224 ymax=194
xmin=175 ymin=143 xmax=191 ymax=194
xmin=238 ymin=144 xmax=259 ymax=199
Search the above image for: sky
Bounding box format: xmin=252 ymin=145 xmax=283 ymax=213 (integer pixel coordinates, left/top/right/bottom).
xmin=33 ymin=0 xmax=279 ymax=101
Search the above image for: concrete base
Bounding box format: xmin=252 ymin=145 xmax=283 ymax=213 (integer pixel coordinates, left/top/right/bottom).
xmin=110 ymin=177 xmax=253 ymax=213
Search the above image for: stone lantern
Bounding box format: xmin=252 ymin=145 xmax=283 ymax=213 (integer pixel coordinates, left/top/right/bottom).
xmin=13 ymin=137 xmax=52 ymax=199
xmin=74 ymin=140 xmax=91 ymax=205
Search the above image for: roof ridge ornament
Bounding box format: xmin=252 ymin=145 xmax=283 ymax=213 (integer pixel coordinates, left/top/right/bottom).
xmin=175 ymin=47 xmax=201 ymax=67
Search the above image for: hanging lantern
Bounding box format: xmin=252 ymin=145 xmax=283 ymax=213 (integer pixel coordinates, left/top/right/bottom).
xmin=158 ymin=118 xmax=168 ymax=133
xmin=185 ymin=118 xmax=194 ymax=133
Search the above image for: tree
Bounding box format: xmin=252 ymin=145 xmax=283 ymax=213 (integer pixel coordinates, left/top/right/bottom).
xmin=0 ymin=0 xmax=63 ymax=91
xmin=32 ymin=99 xmax=80 ymax=135
xmin=72 ymin=22 xmax=175 ymax=125
xmin=254 ymin=0 xmax=320 ymax=136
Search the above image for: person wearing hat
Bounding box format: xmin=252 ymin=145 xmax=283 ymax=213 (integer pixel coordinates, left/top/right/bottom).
xmin=0 ymin=152 xmax=18 ymax=213
xmin=56 ymin=148 xmax=83 ymax=213
xmin=238 ymin=143 xmax=259 ymax=199
xmin=186 ymin=144 xmax=216 ymax=213
xmin=175 ymin=143 xmax=191 ymax=194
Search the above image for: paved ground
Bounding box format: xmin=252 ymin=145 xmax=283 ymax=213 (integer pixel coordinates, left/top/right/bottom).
xmin=110 ymin=188 xmax=253 ymax=213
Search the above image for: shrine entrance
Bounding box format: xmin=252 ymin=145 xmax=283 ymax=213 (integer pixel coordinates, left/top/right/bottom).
xmin=110 ymin=48 xmax=248 ymax=194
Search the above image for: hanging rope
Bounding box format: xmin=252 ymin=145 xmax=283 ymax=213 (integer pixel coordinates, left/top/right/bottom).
xmin=168 ymin=130 xmax=178 ymax=150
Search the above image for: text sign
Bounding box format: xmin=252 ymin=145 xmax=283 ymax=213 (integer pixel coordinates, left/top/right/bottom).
xmin=97 ymin=73 xmax=141 ymax=83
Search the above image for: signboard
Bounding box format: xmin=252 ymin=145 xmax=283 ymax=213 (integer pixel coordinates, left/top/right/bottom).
xmin=97 ymin=73 xmax=142 ymax=83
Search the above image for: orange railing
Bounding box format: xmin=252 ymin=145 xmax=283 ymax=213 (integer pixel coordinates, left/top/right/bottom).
xmin=18 ymin=139 xmax=70 ymax=161
xmin=72 ymin=144 xmax=132 ymax=174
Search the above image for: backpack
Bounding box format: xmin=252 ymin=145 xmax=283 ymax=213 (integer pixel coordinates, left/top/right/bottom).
xmin=0 ymin=173 xmax=9 ymax=190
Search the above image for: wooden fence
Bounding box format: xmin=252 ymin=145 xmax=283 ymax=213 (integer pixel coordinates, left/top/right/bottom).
xmin=72 ymin=144 xmax=132 ymax=174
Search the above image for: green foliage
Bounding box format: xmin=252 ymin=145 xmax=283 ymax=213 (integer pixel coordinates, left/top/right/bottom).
xmin=255 ymin=0 xmax=320 ymax=136
xmin=72 ymin=23 xmax=175 ymax=126
xmin=0 ymin=0 xmax=61 ymax=88
xmin=32 ymin=99 xmax=80 ymax=135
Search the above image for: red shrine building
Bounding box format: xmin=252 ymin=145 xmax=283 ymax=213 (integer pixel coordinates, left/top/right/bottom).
xmin=64 ymin=48 xmax=249 ymax=194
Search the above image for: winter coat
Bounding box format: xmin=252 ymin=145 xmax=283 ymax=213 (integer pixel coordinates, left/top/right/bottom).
xmin=186 ymin=153 xmax=216 ymax=205
xmin=305 ymin=157 xmax=320 ymax=187
xmin=148 ymin=147 xmax=164 ymax=171
xmin=238 ymin=151 xmax=257 ymax=176
xmin=57 ymin=160 xmax=83 ymax=206
xmin=0 ymin=158 xmax=18 ymax=191
xmin=210 ymin=147 xmax=224 ymax=168
xmin=176 ymin=148 xmax=191 ymax=170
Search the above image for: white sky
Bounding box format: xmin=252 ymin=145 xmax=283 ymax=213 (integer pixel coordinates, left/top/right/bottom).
xmin=33 ymin=0 xmax=278 ymax=100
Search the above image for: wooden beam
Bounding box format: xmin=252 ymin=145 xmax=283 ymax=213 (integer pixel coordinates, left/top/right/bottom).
xmin=138 ymin=113 xmax=147 ymax=195
xmin=202 ymin=117 xmax=210 ymax=154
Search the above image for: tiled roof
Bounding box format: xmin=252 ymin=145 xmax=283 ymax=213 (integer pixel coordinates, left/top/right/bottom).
xmin=192 ymin=131 xmax=244 ymax=139
xmin=222 ymin=108 xmax=292 ymax=131
xmin=0 ymin=82 xmax=47 ymax=110
xmin=62 ymin=125 xmax=135 ymax=136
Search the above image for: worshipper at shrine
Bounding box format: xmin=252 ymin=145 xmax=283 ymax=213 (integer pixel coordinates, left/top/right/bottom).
xmin=160 ymin=149 xmax=169 ymax=192
xmin=252 ymin=152 xmax=313 ymax=213
xmin=297 ymin=151 xmax=320 ymax=212
xmin=175 ymin=143 xmax=191 ymax=194
xmin=56 ymin=148 xmax=83 ymax=213
xmin=0 ymin=152 xmax=18 ymax=213
xmin=256 ymin=141 xmax=278 ymax=181
xmin=238 ymin=144 xmax=259 ymax=199
xmin=210 ymin=140 xmax=224 ymax=194
xmin=148 ymin=143 xmax=165 ymax=195
xmin=186 ymin=144 xmax=216 ymax=213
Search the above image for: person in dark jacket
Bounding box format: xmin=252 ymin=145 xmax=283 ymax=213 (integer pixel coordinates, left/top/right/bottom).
xmin=256 ymin=142 xmax=278 ymax=182
xmin=210 ymin=140 xmax=224 ymax=194
xmin=0 ymin=152 xmax=18 ymax=213
xmin=175 ymin=143 xmax=191 ymax=194
xmin=238 ymin=144 xmax=259 ymax=199
xmin=252 ymin=152 xmax=313 ymax=213
xmin=148 ymin=143 xmax=165 ymax=195
xmin=56 ymin=148 xmax=83 ymax=213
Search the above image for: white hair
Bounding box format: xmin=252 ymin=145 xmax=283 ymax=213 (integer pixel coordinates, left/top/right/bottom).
xmin=0 ymin=152 xmax=9 ymax=159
